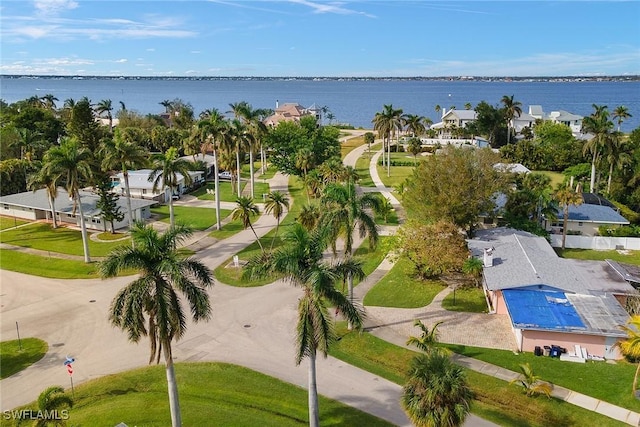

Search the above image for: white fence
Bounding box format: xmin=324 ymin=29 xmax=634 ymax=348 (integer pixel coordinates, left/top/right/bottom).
xmin=549 ymin=235 xmax=640 ymax=250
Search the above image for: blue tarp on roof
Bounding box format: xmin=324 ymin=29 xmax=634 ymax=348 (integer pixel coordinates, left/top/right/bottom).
xmin=503 ymin=289 xmax=586 ymax=331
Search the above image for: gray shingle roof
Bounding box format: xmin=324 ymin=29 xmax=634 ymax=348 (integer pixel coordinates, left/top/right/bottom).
xmin=558 ymin=204 xmax=629 ymax=224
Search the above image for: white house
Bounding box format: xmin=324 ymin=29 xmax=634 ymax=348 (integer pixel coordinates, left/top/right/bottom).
xmin=545 ymin=203 xmax=630 ymax=237
xmin=0 ymin=188 xmax=155 ymax=231
xmin=112 ymin=169 xmax=204 ymax=203
xmin=181 ymin=153 xmax=216 ymax=178
xmin=430 ymin=109 xmax=478 ymax=139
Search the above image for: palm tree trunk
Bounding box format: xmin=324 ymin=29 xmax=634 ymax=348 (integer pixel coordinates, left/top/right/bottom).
xmin=214 ymin=150 xmax=221 ymax=230
xmin=124 ymin=172 xmax=135 ymax=230
xmin=633 ymin=362 xmax=640 ymax=398
xmin=387 ymin=134 xmax=391 ymax=178
xmin=75 ymin=190 xmax=91 ymax=263
xmin=249 ymin=224 xmax=264 ymax=252
xmin=562 ymin=206 xmax=569 ymax=250
xmin=163 ymin=343 xmax=182 ymax=427
xmin=607 ymin=162 xmax=614 ymax=195
xmin=249 ymin=150 xmax=255 ymax=199
xmin=590 ymin=151 xmax=597 ymax=193
xmin=169 ymin=194 xmax=175 ymax=227
xmin=308 ymin=350 xmax=320 ymax=427
xmin=48 ymin=193 xmax=57 ymax=229
xmin=236 ymin=150 xmax=242 ymax=196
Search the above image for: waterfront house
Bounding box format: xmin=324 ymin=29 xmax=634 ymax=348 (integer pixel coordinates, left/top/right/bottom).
xmin=263 ymin=102 xmax=321 ymax=127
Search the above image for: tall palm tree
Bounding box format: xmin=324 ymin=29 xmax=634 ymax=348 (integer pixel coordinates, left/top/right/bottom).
xmin=403 ymin=113 xmax=426 ymax=137
xmin=612 ymin=105 xmax=632 ymax=132
xmin=372 ymin=104 xmax=403 ymax=177
xmin=402 ymin=351 xmax=473 ymax=427
xmin=40 ymin=94 xmax=59 ymax=111
xmin=232 ymin=195 xmax=263 ymax=252
xmin=43 ymin=138 xmax=93 ymax=262
xmin=99 ymin=221 xmax=214 ymax=427
xmin=198 ymin=109 xmax=230 ymax=230
xmin=295 ymin=148 xmax=315 ymax=203
xmin=582 ymin=104 xmax=614 ymax=193
xmin=159 ymin=99 xmax=174 ymax=114
xmin=501 ymin=95 xmax=522 ymax=144
xmin=554 ymin=184 xmax=583 ymax=249
xmin=616 ymin=315 xmax=640 ymax=397
xmin=35 ymin=385 xmax=73 ymax=427
xmin=148 ymin=147 xmax=193 ymax=227
xmin=27 ymin=167 xmax=59 ymax=229
xmin=604 ymin=132 xmax=631 ymax=195
xmin=297 ymin=202 xmax=321 ymax=231
xmin=101 ymin=128 xmax=149 ymax=231
xmin=242 ymin=223 xmax=364 ymax=427
xmin=229 ymin=119 xmax=253 ymax=196
xmin=319 ymin=181 xmax=381 ymax=305
xmin=95 ymin=99 xmax=114 ymax=130
xmin=264 ymin=190 xmax=290 ymax=249
xmin=406 ymin=319 xmax=443 ymax=354
xmin=230 ymin=102 xmax=268 ymax=199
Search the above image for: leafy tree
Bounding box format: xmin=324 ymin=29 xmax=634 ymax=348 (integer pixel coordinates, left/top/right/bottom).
xmin=100 ymin=221 xmax=214 ymax=427
xmin=468 ymin=101 xmax=505 ymax=147
xmin=376 ymin=195 xmax=394 ymax=223
xmin=509 ymin=363 xmax=553 ymax=398
xmin=397 ymin=219 xmax=468 ymax=279
xmin=615 ymin=315 xmax=640 ymax=397
xmin=11 ymin=106 xmax=64 ymax=151
xmin=95 ymin=179 xmax=124 ymax=233
xmin=43 ymin=138 xmax=93 ymax=262
xmin=264 ymin=190 xmax=290 ymax=248
xmin=403 ymin=146 xmax=506 ymax=235
xmin=100 ymin=128 xmax=149 ymax=231
xmin=406 ymin=319 xmax=443 ymax=353
xmin=32 ymin=385 xmax=73 ymax=427
xmin=402 ymin=351 xmax=472 ymax=427
xmin=242 ymin=223 xmax=364 ymax=427
xmin=363 ymin=132 xmax=375 ymax=154
xmin=407 ymin=137 xmax=422 ymax=164
xmin=554 ymin=184 xmax=583 ymax=249
xmin=462 ymin=257 xmax=484 ymax=286
xmin=148 ymin=147 xmax=193 ymax=227
xmin=264 ymin=117 xmax=341 ymax=176
xmin=0 ymin=158 xmax=29 ymax=195
xmin=66 ymin=97 xmax=102 ymax=152
xmin=232 ymin=196 xmax=263 ymax=252
xmin=295 ymin=147 xmax=316 ymax=202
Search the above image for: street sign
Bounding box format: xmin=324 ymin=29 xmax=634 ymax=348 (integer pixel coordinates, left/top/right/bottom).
xmin=67 ymin=364 xmax=73 ymax=375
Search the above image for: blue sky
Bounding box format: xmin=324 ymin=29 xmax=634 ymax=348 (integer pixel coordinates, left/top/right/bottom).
xmin=1 ymin=0 xmax=639 ymax=77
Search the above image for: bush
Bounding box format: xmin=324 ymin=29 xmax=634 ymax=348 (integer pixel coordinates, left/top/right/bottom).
xmin=598 ymin=225 xmax=640 ymax=237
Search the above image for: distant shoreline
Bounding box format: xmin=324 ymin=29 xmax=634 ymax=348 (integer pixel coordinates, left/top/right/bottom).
xmin=2 ymin=75 xmax=639 ymax=83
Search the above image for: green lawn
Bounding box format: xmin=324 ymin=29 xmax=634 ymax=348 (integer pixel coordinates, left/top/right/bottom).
xmin=376 ymin=152 xmax=415 ymax=189
xmin=340 ymin=135 xmax=365 ymax=158
xmin=190 ymin=181 xmax=245 ymax=202
xmin=331 ymin=325 xmax=625 ymax=427
xmin=3 ymin=363 xmax=392 ymax=427
xmin=151 ymin=205 xmax=230 ymax=231
xmin=0 ymin=338 xmax=48 ymax=379
xmin=439 ymin=343 xmax=640 ymax=413
xmin=442 ymin=286 xmax=488 ymax=313
xmin=368 ymin=192 xmax=399 ymax=225
xmin=363 ymin=257 xmax=446 ymax=308
xmin=0 ymin=249 xmax=101 ymax=278
xmin=0 ymin=216 xmax=28 ymax=230
xmin=556 ymin=248 xmax=640 ymax=266
xmin=0 ymin=223 xmax=128 ymax=257
xmin=533 ymin=170 xmax=565 ymax=188
xmin=353 ymin=143 xmax=379 ymax=187
xmin=353 ymin=236 xmax=391 ymax=286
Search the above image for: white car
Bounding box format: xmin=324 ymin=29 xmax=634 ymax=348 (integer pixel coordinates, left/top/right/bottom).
xmin=218 ymin=171 xmax=232 ymax=179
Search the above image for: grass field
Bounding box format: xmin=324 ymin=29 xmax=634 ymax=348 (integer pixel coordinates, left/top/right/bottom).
xmin=0 ymin=249 xmax=102 ymax=278
xmin=363 ymin=257 xmax=446 ymax=308
xmin=340 ymin=135 xmax=365 ymax=158
xmin=191 ymin=181 xmax=246 ymax=202
xmin=442 ymin=286 xmax=487 ymax=313
xmin=330 ymin=325 xmax=625 ymax=427
xmin=556 ymin=248 xmax=640 ymax=265
xmin=0 ymin=338 xmax=48 ymax=379
xmin=376 ymin=152 xmax=416 ymax=189
xmin=151 ymin=205 xmax=230 ymax=231
xmin=533 ymin=170 xmax=565 ymax=188
xmin=3 ymin=363 xmax=392 ymax=427
xmin=0 ymin=223 xmax=128 ymax=257
xmin=0 ymin=216 xmax=28 ymax=231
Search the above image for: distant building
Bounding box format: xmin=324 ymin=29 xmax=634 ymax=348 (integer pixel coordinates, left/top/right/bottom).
xmin=263 ymin=102 xmax=321 ymax=127
xmin=111 ymin=169 xmax=204 ymax=203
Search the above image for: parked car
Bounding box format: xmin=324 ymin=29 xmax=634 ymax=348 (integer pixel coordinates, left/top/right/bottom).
xmin=172 ymin=194 xmax=180 ymax=201
xmin=218 ymin=171 xmax=232 ymax=179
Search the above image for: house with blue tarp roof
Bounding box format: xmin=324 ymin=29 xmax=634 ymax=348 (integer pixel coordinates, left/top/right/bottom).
xmin=468 ymin=227 xmax=636 ymax=359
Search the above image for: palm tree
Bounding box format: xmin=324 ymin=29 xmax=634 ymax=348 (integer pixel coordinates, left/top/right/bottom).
xmin=27 ymin=168 xmax=59 ymax=229
xmin=462 ymin=256 xmax=484 ymax=286
xmin=297 ymin=202 xmax=321 ymax=231
xmin=198 ymin=109 xmax=230 ymax=230
xmin=406 ymin=319 xmax=443 ymax=354
xmin=407 ymin=137 xmax=422 ymax=164
xmin=604 ymin=132 xmax=631 ymax=195
xmin=40 ymin=94 xmax=58 ymax=111
xmin=372 ymin=104 xmax=403 ymax=177
xmin=101 ymin=128 xmax=149 ymax=231
xmin=43 ymin=138 xmax=93 ymax=262
xmin=232 ymin=195 xmax=263 ymax=252
xmin=582 ymin=104 xmax=614 ymax=193
xmin=264 ymin=190 xmax=290 ymax=249
xmin=376 ymin=195 xmax=394 ymax=223
xmin=229 ymin=119 xmax=253 ymax=196
xmin=509 ymin=363 xmax=553 ymax=398
xmin=296 ymin=148 xmax=315 ymax=203
xmin=501 ymin=95 xmax=522 ymax=144
xmin=403 ymin=114 xmax=426 ymax=137
xmin=363 ymin=132 xmax=375 ymax=154
xmin=95 ymin=99 xmax=114 ymax=130
xmin=99 ymin=221 xmax=214 ymax=427
xmin=435 ymin=104 xmax=441 ymax=116
xmin=554 ymin=184 xmax=583 ymax=249
xmin=320 ymin=181 xmax=381 ymax=305
xmin=242 ymin=223 xmax=364 ymax=427
xmin=402 ymin=351 xmax=472 ymax=427
xmin=34 ymin=385 xmax=73 ymax=427
xmin=160 ymin=99 xmax=174 ymax=114
xmin=464 ymin=102 xmax=472 ymax=110
xmin=612 ymin=105 xmax=632 ymax=132
xmin=148 ymin=147 xmax=193 ymax=227
xmin=616 ymin=315 xmax=640 ymax=397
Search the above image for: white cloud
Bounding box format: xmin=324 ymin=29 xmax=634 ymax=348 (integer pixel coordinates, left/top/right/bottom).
xmin=146 ymin=48 xmax=156 ymax=52
xmin=114 ymin=59 xmax=127 ymax=63
xmin=288 ymin=0 xmax=376 ymax=18
xmin=190 ymin=50 xmax=201 ymax=54
xmin=33 ymin=0 xmax=78 ymax=15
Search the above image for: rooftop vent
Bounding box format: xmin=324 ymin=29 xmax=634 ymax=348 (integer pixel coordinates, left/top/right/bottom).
xmin=483 ymin=247 xmax=494 ymax=268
